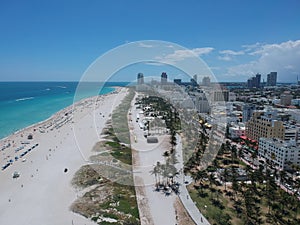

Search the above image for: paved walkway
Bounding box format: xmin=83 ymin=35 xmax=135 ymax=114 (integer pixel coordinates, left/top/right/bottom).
xmin=130 ymin=93 xmax=177 ymax=225
xmin=130 ymin=92 xmax=210 ymax=225
xmin=174 ymin=134 xmax=210 ymax=225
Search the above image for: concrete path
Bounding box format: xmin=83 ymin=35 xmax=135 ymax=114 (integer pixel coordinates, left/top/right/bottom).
xmin=129 ymin=93 xmax=177 ymax=225
xmin=174 ymin=135 xmax=210 ymax=225
xmin=130 ymin=92 xmax=210 ymax=225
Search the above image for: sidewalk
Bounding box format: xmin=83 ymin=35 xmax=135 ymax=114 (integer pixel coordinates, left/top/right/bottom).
xmin=175 ymin=134 xmax=210 ymax=225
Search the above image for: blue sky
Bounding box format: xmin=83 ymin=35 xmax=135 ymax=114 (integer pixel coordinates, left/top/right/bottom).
xmin=0 ymin=0 xmax=300 ymax=82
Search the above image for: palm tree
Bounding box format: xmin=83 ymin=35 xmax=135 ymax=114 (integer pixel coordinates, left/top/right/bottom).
xmin=196 ymin=170 xmax=208 ymax=185
xmin=151 ymin=164 xmax=160 ymax=190
xmin=152 ymin=161 xmax=162 ymax=187
xmin=223 ymin=168 xmax=229 ymax=191
xmin=231 ymin=144 xmax=238 ymax=161
xmin=238 ymin=148 xmax=244 ymax=159
xmin=279 ymin=170 xmax=287 ymax=186
xmin=208 ymin=173 xmax=216 ymax=194
xmin=251 ymin=150 xmax=257 ymax=166
xmin=231 ymin=168 xmax=239 ymax=201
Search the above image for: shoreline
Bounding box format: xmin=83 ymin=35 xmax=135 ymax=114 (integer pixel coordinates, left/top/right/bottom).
xmin=0 ymin=86 xmax=127 ymax=225
xmin=0 ymin=86 xmax=118 ymax=143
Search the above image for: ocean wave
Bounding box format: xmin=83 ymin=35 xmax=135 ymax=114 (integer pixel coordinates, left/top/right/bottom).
xmin=15 ymin=97 xmax=35 ymax=102
xmin=57 ymin=86 xmax=67 ymax=89
xmin=45 ymin=88 xmax=51 ymax=91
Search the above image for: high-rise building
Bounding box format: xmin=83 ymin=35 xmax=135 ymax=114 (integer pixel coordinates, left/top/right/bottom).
xmin=242 ymin=104 xmax=256 ymax=122
xmin=137 ymin=73 xmax=144 ymax=85
xmin=193 ymin=74 xmax=198 ymax=83
xmin=255 ymin=73 xmax=261 ymax=88
xmin=191 ymin=92 xmax=210 ymax=113
xmin=161 ymin=72 xmax=168 ymax=85
xmin=266 ymin=72 xmax=277 ymax=86
xmin=247 ymin=73 xmax=261 ymax=88
xmin=173 ymin=79 xmax=182 ymax=85
xmin=213 ymin=90 xmax=229 ymax=102
xmin=202 ymin=76 xmax=211 ymax=86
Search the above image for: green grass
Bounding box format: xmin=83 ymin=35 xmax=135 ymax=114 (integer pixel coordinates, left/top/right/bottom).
xmin=71 ymin=87 xmax=140 ymax=225
xmin=111 ymin=88 xmax=135 ymax=145
xmin=189 ymin=186 xmax=237 ymax=225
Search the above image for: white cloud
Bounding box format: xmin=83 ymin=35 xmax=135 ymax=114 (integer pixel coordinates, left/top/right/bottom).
xmin=242 ymin=42 xmax=262 ymax=53
xmin=219 ymin=50 xmax=244 ymax=55
xmin=218 ymin=55 xmax=232 ymax=61
xmin=225 ymin=40 xmax=300 ymax=82
xmin=156 ymin=47 xmax=214 ymax=64
xmin=218 ymin=49 xmax=244 ymax=61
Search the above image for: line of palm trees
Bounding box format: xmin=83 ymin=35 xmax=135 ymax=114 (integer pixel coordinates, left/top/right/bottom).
xmin=140 ymin=96 xmax=181 ymax=194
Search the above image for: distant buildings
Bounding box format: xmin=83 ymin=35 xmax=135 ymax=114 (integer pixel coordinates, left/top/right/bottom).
xmin=213 ymin=90 xmax=229 ymax=102
xmin=173 ymin=78 xmax=198 ymax=87
xmin=258 ymin=138 xmax=300 ymax=170
xmin=246 ymin=71 xmax=277 ymax=88
xmin=174 ymin=79 xmax=181 ymax=85
xmin=291 ymin=99 xmax=300 ymax=106
xmin=161 ymin=72 xmax=168 ymax=85
xmin=193 ymin=74 xmax=198 ymax=83
xmin=202 ymin=76 xmax=211 ymax=86
xmin=266 ymin=72 xmax=277 ymax=86
xmin=242 ymin=104 xmax=256 ymax=122
xmin=190 ymin=91 xmax=210 ymax=113
xmin=137 ymin=73 xmax=144 ymax=85
xmin=280 ymin=91 xmax=293 ymax=106
xmin=247 ymin=73 xmax=261 ymax=88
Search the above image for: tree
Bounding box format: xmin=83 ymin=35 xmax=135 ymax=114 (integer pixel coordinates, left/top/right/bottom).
xmin=208 ymin=173 xmax=216 ymax=198
xmin=231 ymin=168 xmax=239 ymax=201
xmin=223 ymin=168 xmax=229 ymax=191
xmin=279 ymin=170 xmax=287 ymax=186
xmin=231 ymin=144 xmax=238 ymax=163
xmin=150 ymin=161 xmax=162 ymax=188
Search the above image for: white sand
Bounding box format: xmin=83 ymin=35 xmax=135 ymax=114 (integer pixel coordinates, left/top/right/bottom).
xmin=0 ymin=87 xmax=128 ymax=225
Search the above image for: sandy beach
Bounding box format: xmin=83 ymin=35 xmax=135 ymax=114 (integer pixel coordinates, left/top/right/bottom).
xmin=0 ymin=87 xmax=128 ymax=225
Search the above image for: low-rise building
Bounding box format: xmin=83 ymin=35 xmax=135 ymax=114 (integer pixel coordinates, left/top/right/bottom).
xmin=280 ymin=91 xmax=293 ymax=106
xmin=229 ymin=123 xmax=246 ymax=139
xmin=292 ymin=99 xmax=300 ymax=106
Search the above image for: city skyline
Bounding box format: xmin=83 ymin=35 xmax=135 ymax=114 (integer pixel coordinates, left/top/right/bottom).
xmin=0 ymin=1 xmax=300 ymax=82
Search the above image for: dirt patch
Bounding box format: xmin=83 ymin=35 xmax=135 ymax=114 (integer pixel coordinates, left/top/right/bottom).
xmin=174 ymin=198 xmax=196 ymax=225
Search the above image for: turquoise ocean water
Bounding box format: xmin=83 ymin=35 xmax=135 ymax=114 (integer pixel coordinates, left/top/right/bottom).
xmin=0 ymin=82 xmax=128 ymax=140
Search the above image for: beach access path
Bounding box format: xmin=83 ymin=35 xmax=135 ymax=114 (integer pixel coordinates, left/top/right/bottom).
xmin=129 ymin=92 xmax=210 ymax=225
xmin=0 ymin=88 xmax=127 ymax=225
xmin=129 ymin=93 xmax=177 ymax=225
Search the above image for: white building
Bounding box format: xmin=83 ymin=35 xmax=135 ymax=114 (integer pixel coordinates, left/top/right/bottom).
xmin=228 ymin=92 xmax=237 ymax=101
xmin=292 ymin=99 xmax=300 ymax=106
xmin=284 ymin=126 xmax=299 ymax=141
xmin=229 ymin=123 xmax=246 ymax=139
xmin=258 ymin=138 xmax=300 ymax=170
xmin=286 ymin=109 xmax=300 ymax=122
xmin=191 ymin=92 xmax=210 ymax=113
